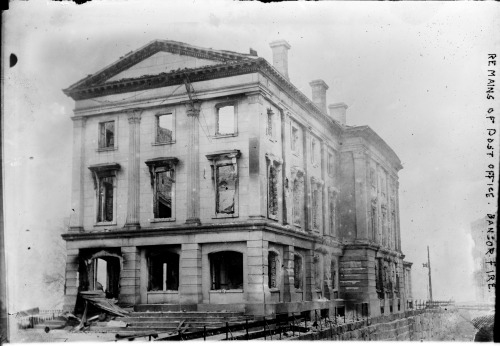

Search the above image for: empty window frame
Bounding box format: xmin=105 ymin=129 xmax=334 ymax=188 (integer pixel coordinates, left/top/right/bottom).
xmin=148 ymin=252 xmax=179 ymax=291
xmin=291 ymin=169 xmax=305 ymax=227
xmin=209 ymin=251 xmax=243 ymax=290
xmin=327 ymin=151 xmax=335 ymax=176
xmin=291 ymin=125 xmax=300 ymax=153
xmin=89 ymin=163 xmax=120 ymax=224
xmin=206 ymin=150 xmax=241 ymax=218
xmin=329 ymin=189 xmax=337 ymax=236
xmin=266 ymin=108 xmax=274 ymax=139
xmin=156 ymin=113 xmax=174 ymax=143
xmin=99 ymin=121 xmax=115 ymax=149
xmin=293 ymin=254 xmax=303 ymax=289
xmin=268 ymin=252 xmax=279 ymax=289
xmin=216 ymin=104 xmax=236 ymax=136
xmin=145 ymin=157 xmax=178 ymax=221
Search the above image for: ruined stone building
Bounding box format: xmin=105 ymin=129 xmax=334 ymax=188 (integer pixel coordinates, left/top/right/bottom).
xmin=470 ymin=214 xmax=496 ymax=304
xmin=62 ymin=39 xmax=411 ymax=317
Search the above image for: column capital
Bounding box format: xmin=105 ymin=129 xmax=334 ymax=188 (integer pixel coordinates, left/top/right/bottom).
xmin=186 ymin=108 xmax=200 ymax=117
xmin=127 ymin=109 xmax=142 ymax=124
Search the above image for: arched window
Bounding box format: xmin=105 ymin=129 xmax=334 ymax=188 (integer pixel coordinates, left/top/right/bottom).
xmin=268 ymin=252 xmax=279 ymax=289
xmin=294 ymin=254 xmax=303 ymax=289
xmin=209 ymin=251 xmax=243 ymax=290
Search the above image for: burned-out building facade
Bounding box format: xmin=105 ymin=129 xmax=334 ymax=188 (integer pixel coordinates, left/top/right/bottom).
xmin=62 ymin=39 xmax=411 ymax=317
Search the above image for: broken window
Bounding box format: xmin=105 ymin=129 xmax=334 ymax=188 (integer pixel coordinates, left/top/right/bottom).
xmin=98 ymin=177 xmax=114 ymax=222
xmin=311 ymin=138 xmax=317 ymax=164
xmin=268 ymin=165 xmax=279 ymax=219
xmin=207 ymin=150 xmax=241 ymax=218
xmin=148 ymin=251 xmax=179 ymax=291
xmin=216 ymin=165 xmax=236 ymax=214
xmin=331 ymin=259 xmax=337 ymax=290
xmin=156 ymin=113 xmax=174 ymax=143
xmin=209 ymin=251 xmax=243 ymax=290
xmin=145 ymin=157 xmax=178 ymax=220
xmin=99 ymin=121 xmax=115 ymax=149
xmin=329 ymin=189 xmax=337 ymax=236
xmin=293 ymin=181 xmax=304 ymax=226
xmin=216 ymin=105 xmax=235 ymax=135
xmin=266 ymin=108 xmax=274 ymax=138
xmin=328 ymin=151 xmax=334 ymax=176
xmin=291 ymin=126 xmax=299 ymax=153
xmin=268 ymin=252 xmax=278 ymax=289
xmin=294 ymin=254 xmax=303 ymax=289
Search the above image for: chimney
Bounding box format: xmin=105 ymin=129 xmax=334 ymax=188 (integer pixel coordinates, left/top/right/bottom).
xmin=269 ymin=40 xmax=291 ymax=80
xmin=309 ymin=79 xmax=329 ymax=114
xmin=328 ymin=103 xmax=348 ymax=126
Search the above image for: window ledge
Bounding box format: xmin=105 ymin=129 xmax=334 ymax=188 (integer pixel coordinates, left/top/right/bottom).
xmin=295 ymin=289 xmax=303 ymax=293
xmin=97 ymin=147 xmax=117 ymax=152
xmin=312 ymin=163 xmax=319 ymax=168
xmin=150 ymin=218 xmax=176 ymax=223
xmin=214 ymin=133 xmax=237 ymax=139
xmin=147 ymin=290 xmax=179 ymax=293
xmin=152 ymin=141 xmax=175 ymax=146
xmin=212 ymin=214 xmax=239 ymax=219
xmin=210 ymin=289 xmax=244 ymax=293
xmin=94 ymin=222 xmax=117 ymax=227
xmin=269 ymin=288 xmax=280 ymax=292
xmin=268 ymin=137 xmax=277 ymax=143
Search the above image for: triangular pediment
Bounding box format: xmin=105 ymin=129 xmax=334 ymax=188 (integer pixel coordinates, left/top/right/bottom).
xmin=106 ymin=51 xmax=223 ymax=82
xmin=64 ymin=40 xmax=255 ymax=95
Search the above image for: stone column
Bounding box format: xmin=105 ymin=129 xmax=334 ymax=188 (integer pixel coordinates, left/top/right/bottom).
xmin=186 ymin=106 xmax=201 ymax=224
xmin=69 ymin=117 xmax=86 ymax=232
xmin=353 ymin=150 xmax=369 ymax=241
xmin=302 ymin=130 xmax=310 ymax=231
xmin=125 ymin=110 xmax=141 ymax=230
xmin=179 ymin=243 xmax=202 ymax=305
xmin=119 ymin=246 xmax=140 ymax=305
xmin=63 ymin=248 xmax=80 ymax=312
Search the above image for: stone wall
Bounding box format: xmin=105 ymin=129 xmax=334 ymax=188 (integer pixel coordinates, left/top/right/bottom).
xmin=291 ymin=308 xmax=470 ymax=341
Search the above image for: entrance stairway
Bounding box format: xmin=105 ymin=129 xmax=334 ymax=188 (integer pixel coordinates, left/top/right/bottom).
xmin=89 ymin=308 xmax=250 ymax=335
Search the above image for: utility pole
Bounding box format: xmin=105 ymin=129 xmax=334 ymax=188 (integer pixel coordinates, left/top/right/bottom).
xmin=422 ymin=246 xmax=433 ymax=302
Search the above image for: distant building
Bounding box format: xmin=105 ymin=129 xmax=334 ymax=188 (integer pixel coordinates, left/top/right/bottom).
xmin=62 ymin=39 xmax=411 ymax=317
xmin=470 ymin=214 xmax=496 ymax=303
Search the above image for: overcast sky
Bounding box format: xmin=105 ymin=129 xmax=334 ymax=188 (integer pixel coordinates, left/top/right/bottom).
xmin=4 ymin=0 xmax=499 ymax=311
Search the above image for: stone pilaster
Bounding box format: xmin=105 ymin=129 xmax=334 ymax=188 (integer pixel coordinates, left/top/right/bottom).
xmin=282 ymin=245 xmax=294 ymax=302
xmin=63 ymin=248 xmax=79 ymax=312
xmin=69 ymin=117 xmax=86 ymax=232
xmin=119 ymin=246 xmax=140 ymax=305
xmin=179 ymin=243 xmax=202 ymax=304
xmin=186 ymin=106 xmax=201 ymax=224
xmin=302 ymin=130 xmax=310 ymax=231
xmin=125 ymin=110 xmax=141 ymax=230
xmin=247 ymin=93 xmax=265 ymax=219
xmin=353 ymin=150 xmax=369 ymax=241
xmin=246 ymin=236 xmax=266 ymax=315
xmin=396 ymin=181 xmax=402 ymax=251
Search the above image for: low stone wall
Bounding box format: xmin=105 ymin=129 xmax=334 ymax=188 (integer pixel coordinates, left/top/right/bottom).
xmin=291 ymin=308 xmax=470 ymax=341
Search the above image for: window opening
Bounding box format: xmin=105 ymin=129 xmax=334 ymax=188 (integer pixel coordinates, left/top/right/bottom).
xmin=98 ymin=177 xmax=114 ymax=222
xmin=148 ymin=252 xmax=179 ymax=291
xmin=294 ymin=254 xmax=303 ymax=289
xmin=209 ymin=251 xmax=243 ymax=290
xmin=217 ymin=105 xmax=235 ymax=135
xmin=155 ymin=169 xmax=173 ymax=219
xmin=293 ymin=178 xmax=304 ymax=225
xmin=99 ymin=121 xmax=115 ymax=149
xmin=268 ymin=252 xmax=278 ymax=289
xmin=86 ymin=255 xmax=120 ymax=298
xmin=268 ymin=165 xmax=279 ymax=218
xmin=157 ymin=113 xmax=173 ymax=143
xmin=291 ymin=126 xmax=299 ymax=152
xmin=216 ymin=165 xmax=236 ymax=214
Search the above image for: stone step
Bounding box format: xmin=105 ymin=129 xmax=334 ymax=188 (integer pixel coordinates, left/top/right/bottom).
xmin=134 ymin=304 xmax=197 ymax=312
xmin=118 ymin=316 xmax=246 ymax=322
xmin=126 ymin=311 xmax=246 ymax=318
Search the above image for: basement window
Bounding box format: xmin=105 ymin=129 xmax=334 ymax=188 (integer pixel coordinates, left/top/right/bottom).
xmin=148 ymin=252 xmax=180 ymax=291
xmin=268 ymin=252 xmax=278 ymax=289
xmin=209 ymin=251 xmax=243 ymax=290
xmin=99 ymin=121 xmax=115 ymax=149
